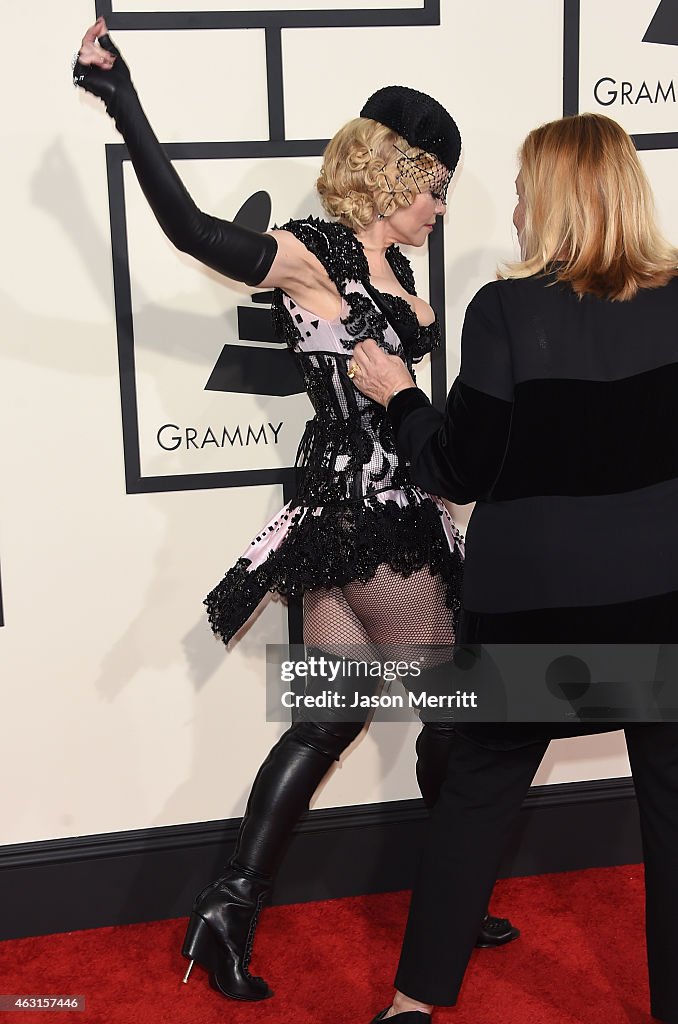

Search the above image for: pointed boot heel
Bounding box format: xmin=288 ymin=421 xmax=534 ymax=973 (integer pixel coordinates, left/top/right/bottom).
xmin=182 ymin=912 xmax=219 ymax=977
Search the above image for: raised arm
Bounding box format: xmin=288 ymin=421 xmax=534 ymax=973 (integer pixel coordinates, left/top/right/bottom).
xmin=73 ymin=19 xmax=333 ymax=302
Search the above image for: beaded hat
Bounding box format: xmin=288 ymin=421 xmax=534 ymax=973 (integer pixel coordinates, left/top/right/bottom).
xmin=360 ymin=85 xmax=461 ymax=174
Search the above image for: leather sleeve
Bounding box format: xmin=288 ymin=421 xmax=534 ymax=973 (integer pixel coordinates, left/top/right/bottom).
xmin=74 ymin=36 xmax=277 ymax=286
xmin=388 ymin=283 xmax=514 ymax=503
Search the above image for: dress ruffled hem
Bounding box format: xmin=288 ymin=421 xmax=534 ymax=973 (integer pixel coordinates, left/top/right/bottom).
xmin=205 ymin=491 xmax=464 ymax=645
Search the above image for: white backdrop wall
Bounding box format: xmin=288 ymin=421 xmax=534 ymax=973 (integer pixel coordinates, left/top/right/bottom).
xmin=3 ymin=0 xmax=676 ymax=846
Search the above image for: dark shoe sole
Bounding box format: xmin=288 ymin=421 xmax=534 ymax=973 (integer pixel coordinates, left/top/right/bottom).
xmin=208 ymin=973 xmax=273 ymax=1001
xmin=475 ymin=925 xmax=521 ymax=948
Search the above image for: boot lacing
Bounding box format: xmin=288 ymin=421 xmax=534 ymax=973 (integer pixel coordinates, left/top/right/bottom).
xmin=242 ymin=890 xmax=267 ymax=974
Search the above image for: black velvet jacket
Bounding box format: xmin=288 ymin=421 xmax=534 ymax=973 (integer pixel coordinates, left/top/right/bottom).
xmin=389 ymin=273 xmax=678 ymax=745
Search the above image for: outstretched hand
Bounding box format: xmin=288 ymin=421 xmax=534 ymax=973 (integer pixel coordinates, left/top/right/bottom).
xmin=73 ymin=17 xmax=132 ymax=103
xmin=350 ymin=340 xmax=416 ymax=407
xmin=77 ymin=18 xmax=116 ymax=69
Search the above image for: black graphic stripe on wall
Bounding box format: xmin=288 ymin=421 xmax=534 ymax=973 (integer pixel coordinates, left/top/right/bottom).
xmin=633 ymin=132 xmax=678 ymax=151
xmin=427 ymin=220 xmax=447 ymax=410
xmin=562 ymin=0 xmax=580 ymax=116
xmin=105 ymin=144 xmax=141 ymax=496
xmin=95 ymin=2 xmax=440 ymax=31
xmin=265 ymin=27 xmax=285 ymax=142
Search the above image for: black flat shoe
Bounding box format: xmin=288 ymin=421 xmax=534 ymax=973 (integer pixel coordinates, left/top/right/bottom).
xmin=370 ymin=1010 xmax=431 ymax=1022
xmin=475 ymin=912 xmax=520 ymax=948
xmin=182 ymin=869 xmax=273 ymax=1001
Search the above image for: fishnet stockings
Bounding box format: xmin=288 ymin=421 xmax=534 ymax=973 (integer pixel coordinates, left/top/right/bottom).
xmin=303 ymin=563 xmax=457 ymax=684
xmin=301 ymin=564 xmax=457 ymax=782
xmin=303 ymin=563 xmax=456 ymax=649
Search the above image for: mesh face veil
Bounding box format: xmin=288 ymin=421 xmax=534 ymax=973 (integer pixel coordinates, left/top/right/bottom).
xmin=373 ymin=145 xmax=453 ymax=218
xmin=392 ymin=145 xmax=453 ymax=204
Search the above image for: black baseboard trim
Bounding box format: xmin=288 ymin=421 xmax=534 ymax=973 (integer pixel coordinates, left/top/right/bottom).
xmin=0 ymin=777 xmax=640 ymax=940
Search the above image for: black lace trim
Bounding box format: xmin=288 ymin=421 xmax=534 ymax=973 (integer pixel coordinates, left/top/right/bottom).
xmin=204 ymin=498 xmax=463 ymax=645
xmin=341 ymin=291 xmax=388 ymax=346
xmin=270 ymin=298 xmax=299 ymax=351
xmin=276 ymin=216 xmax=370 ymax=292
xmin=293 ymin=416 xmax=352 ymax=504
xmin=384 ymin=243 xmax=439 ymax=360
xmin=386 ymin=244 xmax=416 ymax=294
xmin=409 ymin=317 xmax=441 ymax=362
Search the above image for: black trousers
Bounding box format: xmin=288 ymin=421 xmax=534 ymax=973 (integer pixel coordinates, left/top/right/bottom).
xmin=394 ymin=724 xmax=678 ymax=1023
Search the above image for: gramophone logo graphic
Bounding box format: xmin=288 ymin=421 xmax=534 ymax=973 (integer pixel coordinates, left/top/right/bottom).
xmin=204 ymin=190 xmax=303 ymax=400
xmin=643 ymin=2 xmax=678 ymax=44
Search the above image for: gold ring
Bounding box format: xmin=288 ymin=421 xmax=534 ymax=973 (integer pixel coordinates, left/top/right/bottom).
xmin=347 ymin=364 xmax=358 ymax=379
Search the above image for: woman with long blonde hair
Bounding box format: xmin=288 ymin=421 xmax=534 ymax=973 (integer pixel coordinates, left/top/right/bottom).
xmin=352 ymin=113 xmax=678 ymax=1022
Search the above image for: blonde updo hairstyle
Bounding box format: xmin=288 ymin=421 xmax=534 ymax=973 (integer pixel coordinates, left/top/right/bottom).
xmin=317 ymin=117 xmax=435 ymax=231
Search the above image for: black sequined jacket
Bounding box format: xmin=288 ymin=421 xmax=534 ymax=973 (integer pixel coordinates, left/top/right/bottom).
xmin=205 ymin=217 xmax=464 ymax=643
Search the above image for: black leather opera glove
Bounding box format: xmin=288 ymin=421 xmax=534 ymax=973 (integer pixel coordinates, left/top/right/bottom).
xmin=73 ymin=35 xmax=277 ymax=286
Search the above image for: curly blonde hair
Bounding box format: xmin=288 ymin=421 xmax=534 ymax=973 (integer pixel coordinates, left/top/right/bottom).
xmin=316 ymin=117 xmax=436 ymax=231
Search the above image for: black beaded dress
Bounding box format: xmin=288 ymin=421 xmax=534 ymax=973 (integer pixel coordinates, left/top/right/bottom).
xmin=205 ymin=217 xmax=464 ymax=644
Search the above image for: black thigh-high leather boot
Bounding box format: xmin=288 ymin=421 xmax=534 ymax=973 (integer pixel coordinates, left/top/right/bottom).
xmin=182 ymin=716 xmax=364 ymax=999
xmin=416 ymin=721 xmax=521 ymax=949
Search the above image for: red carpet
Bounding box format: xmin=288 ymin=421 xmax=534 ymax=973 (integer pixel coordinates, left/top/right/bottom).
xmin=0 ymin=864 xmax=653 ymax=1023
